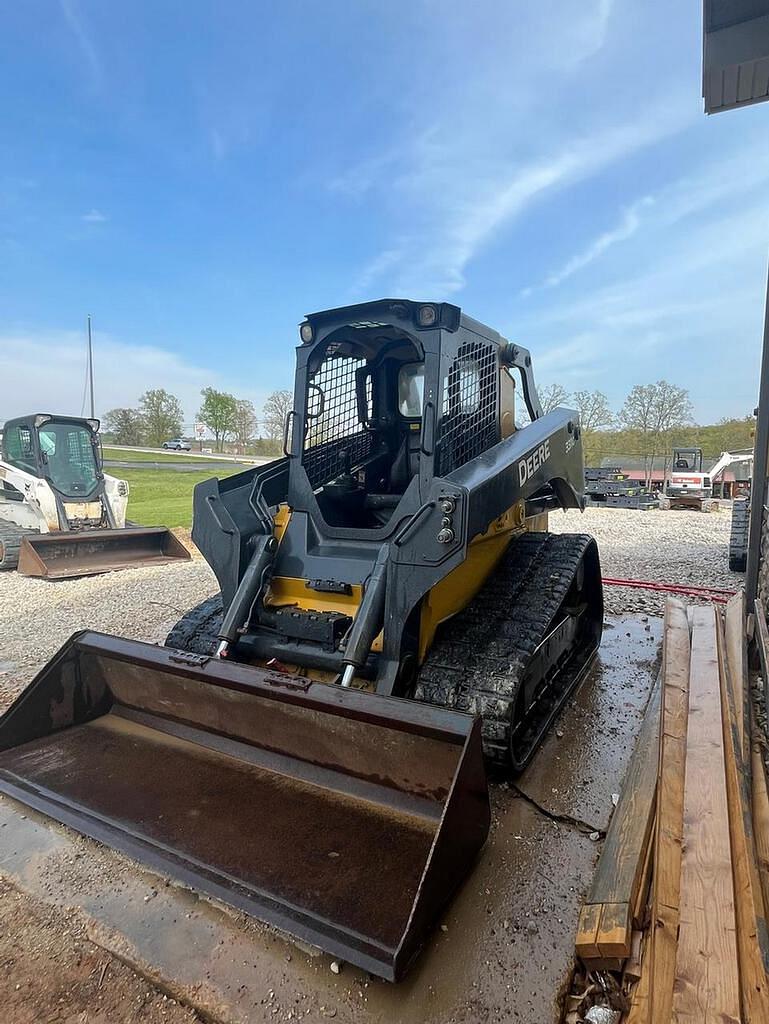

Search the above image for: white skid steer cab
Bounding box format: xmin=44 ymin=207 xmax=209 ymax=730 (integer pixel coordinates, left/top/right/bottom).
xmin=0 ymin=414 xmax=189 ymax=578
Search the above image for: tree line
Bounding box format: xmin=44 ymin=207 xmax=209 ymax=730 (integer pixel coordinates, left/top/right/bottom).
xmin=103 ymin=387 xmax=294 ymax=453
xmin=538 ymin=380 xmax=753 ymax=487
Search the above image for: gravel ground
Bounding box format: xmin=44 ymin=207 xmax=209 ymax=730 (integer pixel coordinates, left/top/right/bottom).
xmin=550 ymin=504 xmax=738 ymax=615
xmin=0 ymin=505 xmax=739 ymax=710
xmin=0 ymin=556 xmax=219 ymax=712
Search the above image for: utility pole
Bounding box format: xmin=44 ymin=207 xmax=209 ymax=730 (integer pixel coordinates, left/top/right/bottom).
xmin=87 ymin=315 xmax=95 ymax=420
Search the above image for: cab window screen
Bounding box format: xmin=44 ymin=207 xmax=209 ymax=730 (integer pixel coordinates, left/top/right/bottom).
xmin=39 ymin=424 xmax=99 ymax=497
xmin=302 ymin=347 xmax=374 ymax=489
xmin=4 ymin=426 xmax=36 ymax=474
xmin=398 ymin=364 xmax=424 ymax=417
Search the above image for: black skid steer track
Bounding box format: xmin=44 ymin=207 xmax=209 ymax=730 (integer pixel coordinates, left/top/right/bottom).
xmin=414 ymin=531 xmax=603 ymax=773
xmin=729 ymin=498 xmax=749 ymax=573
xmin=0 ymin=519 xmax=37 ymax=571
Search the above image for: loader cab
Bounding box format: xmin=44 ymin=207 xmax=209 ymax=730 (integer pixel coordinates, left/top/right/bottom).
xmin=289 ymin=300 xmax=506 ymax=532
xmin=2 ymin=414 xmax=103 ymax=500
xmin=296 ymin=325 xmax=425 ymax=529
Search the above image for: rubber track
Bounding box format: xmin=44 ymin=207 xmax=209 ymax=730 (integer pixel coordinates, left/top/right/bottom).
xmin=0 ymin=519 xmax=38 ymax=571
xmin=413 ymin=531 xmax=598 ymax=772
xmin=729 ymin=499 xmax=749 ymax=573
xmin=166 ymin=595 xmax=223 ymax=655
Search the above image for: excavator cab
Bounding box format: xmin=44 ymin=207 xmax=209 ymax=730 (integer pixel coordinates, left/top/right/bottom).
xmin=0 ymin=301 xmax=602 ymax=979
xmin=672 ymin=447 xmax=703 ymax=472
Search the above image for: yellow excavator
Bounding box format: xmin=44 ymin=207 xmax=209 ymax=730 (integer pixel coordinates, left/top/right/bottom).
xmin=0 ymin=300 xmax=602 ymax=980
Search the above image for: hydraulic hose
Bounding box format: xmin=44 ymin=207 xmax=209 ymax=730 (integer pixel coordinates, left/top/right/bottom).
xmin=602 ymin=576 xmax=736 ymax=605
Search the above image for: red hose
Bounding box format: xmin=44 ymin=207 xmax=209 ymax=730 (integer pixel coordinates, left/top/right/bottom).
xmin=602 ymin=577 xmax=737 ymax=605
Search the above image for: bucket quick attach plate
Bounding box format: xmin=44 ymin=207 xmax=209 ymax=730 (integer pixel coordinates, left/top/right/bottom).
xmin=0 ymin=633 xmax=490 ymax=980
xmin=17 ymin=527 xmax=191 ymax=578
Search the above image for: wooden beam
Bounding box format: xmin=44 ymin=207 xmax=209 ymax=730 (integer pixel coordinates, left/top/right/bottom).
xmin=632 ymin=810 xmax=655 ymax=930
xmin=751 ymin=600 xmax=769 ymax=925
xmin=752 ymin=726 xmax=769 ymax=926
xmin=718 ymin=607 xmax=769 ymax=1016
xmin=755 ymin=600 xmax=769 ymax=693
xmin=725 ymin=592 xmax=749 ymax=765
xmin=672 ymin=604 xmax=740 ymax=1024
xmin=575 ymin=674 xmax=661 ymax=963
xmin=624 ymin=929 xmax=644 ymax=982
xmin=575 ymin=903 xmax=601 ymax=961
xmin=648 ymin=598 xmax=691 ymax=1024
xmin=596 ymin=902 xmax=632 ymax=958
xmin=589 ymin=674 xmax=660 ymax=912
xmin=625 ymin=942 xmax=650 ymax=1024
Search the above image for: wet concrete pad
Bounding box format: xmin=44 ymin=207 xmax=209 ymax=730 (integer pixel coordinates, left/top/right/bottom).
xmin=0 ymin=789 xmax=596 ymax=1024
xmin=0 ymin=615 xmax=661 ymax=1023
xmin=516 ymin=614 xmax=662 ymax=832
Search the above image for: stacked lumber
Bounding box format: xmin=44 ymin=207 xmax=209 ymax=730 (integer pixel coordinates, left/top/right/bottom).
xmin=572 ymin=593 xmax=769 ymax=1024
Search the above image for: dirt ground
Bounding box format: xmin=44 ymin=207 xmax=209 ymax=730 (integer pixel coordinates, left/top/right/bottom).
xmin=0 ymin=878 xmax=199 ymax=1024
xmin=0 ymin=505 xmax=737 ymax=1023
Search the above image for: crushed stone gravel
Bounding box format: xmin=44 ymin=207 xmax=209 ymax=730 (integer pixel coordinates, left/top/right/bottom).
xmin=0 ymin=556 xmax=218 ymax=712
xmin=550 ymin=504 xmax=738 ymax=616
xmin=0 ymin=505 xmax=738 ymax=710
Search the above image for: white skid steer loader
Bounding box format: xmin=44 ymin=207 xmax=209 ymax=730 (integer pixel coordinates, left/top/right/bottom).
xmin=0 ymin=413 xmax=189 ymax=578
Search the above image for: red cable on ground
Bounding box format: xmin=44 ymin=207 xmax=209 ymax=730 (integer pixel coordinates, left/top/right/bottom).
xmin=602 ymin=577 xmax=737 ymax=605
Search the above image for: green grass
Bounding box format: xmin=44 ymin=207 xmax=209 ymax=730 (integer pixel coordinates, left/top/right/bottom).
xmin=104 ymin=446 xmax=242 ymax=465
xmin=121 ymin=467 xmax=241 ymax=528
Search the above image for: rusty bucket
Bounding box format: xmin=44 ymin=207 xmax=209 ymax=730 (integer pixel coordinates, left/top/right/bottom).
xmin=17 ymin=527 xmax=190 ymax=578
xmin=0 ymin=632 xmax=490 ymax=980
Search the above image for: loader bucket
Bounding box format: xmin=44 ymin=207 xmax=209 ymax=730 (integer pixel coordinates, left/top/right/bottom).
xmin=17 ymin=527 xmax=191 ymax=578
xmin=0 ymin=632 xmax=490 ymax=980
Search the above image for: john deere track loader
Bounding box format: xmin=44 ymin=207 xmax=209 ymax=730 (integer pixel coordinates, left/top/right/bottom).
xmin=0 ymin=414 xmax=189 ymax=577
xmin=0 ymin=301 xmax=602 ymax=980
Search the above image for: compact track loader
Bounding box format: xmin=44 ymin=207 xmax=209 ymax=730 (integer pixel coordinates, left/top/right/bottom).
xmin=0 ymin=413 xmax=189 ymax=577
xmin=0 ymin=301 xmax=602 ymax=980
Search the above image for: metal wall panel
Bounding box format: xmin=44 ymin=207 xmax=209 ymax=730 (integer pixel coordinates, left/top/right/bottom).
xmin=703 ymin=1 xmax=769 ymax=113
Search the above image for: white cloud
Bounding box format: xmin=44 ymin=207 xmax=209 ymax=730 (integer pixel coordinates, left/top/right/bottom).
xmin=353 ymin=248 xmax=403 ymax=297
xmin=566 ymin=0 xmax=615 ymax=67
xmin=59 ymin=0 xmax=101 ymax=85
xmin=511 ymin=199 xmax=769 ymax=420
xmin=0 ymin=331 xmax=284 ymax=429
xmin=544 ymin=196 xmax=654 ymax=289
xmin=529 ymin=139 xmax=769 ymax=294
xmin=358 ymin=99 xmax=692 ymax=298
xmin=82 ymin=208 xmax=107 ymax=223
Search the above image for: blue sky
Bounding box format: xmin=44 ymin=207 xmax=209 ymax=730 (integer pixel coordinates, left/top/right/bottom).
xmin=0 ymin=1 xmax=766 ymax=429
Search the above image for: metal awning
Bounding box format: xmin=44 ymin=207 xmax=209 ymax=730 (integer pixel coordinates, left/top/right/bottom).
xmin=703 ymin=1 xmax=769 ymax=113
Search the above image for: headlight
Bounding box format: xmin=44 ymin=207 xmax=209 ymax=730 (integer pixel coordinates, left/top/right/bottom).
xmin=299 ymin=322 xmax=313 ymax=344
xmin=416 ymin=304 xmax=438 ymax=327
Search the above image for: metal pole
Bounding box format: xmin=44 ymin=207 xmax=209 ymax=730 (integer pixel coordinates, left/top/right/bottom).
xmin=746 ymin=263 xmax=769 ymax=611
xmin=87 ymin=315 xmax=95 ymax=419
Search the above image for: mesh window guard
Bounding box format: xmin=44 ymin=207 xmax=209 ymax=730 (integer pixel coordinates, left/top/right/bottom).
xmin=303 ymin=349 xmax=374 ymax=489
xmin=437 ymin=341 xmax=499 ymax=475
